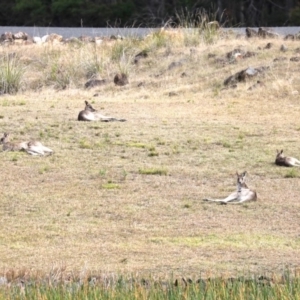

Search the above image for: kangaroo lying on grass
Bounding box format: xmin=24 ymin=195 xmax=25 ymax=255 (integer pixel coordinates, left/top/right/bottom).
xmin=0 ymin=133 xmax=53 ymax=156
xmin=275 ymin=150 xmax=300 ymax=167
xmin=203 ymin=171 xmax=257 ymax=204
xmin=78 ymin=101 xmax=126 ymax=122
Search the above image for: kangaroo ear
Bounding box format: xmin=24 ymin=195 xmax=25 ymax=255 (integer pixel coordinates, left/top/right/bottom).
xmin=243 ymin=171 xmax=247 ymax=176
xmin=85 ymin=100 xmax=89 ymax=105
xmin=281 ymin=149 xmax=283 ymax=154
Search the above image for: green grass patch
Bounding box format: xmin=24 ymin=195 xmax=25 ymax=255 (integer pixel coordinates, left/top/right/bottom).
xmin=284 ymin=169 xmax=298 ymax=178
xmin=139 ymin=168 xmax=168 ymax=175
xmin=148 ymin=150 xmax=159 ymax=157
xmin=1 ymin=275 xmax=300 ymax=300
xmin=79 ymin=139 xmax=93 ymax=149
xmin=127 ymin=142 xmax=147 ymax=148
xmin=102 ymin=182 xmax=120 ymax=189
xmin=39 ymin=166 xmax=50 ymax=174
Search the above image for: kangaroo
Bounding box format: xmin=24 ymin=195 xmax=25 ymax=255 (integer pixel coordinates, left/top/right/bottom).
xmin=78 ymin=101 xmax=126 ymax=122
xmin=275 ymin=149 xmax=300 ymax=167
xmin=0 ymin=133 xmax=28 ymax=151
xmin=203 ymin=171 xmax=257 ymax=204
xmin=0 ymin=133 xmax=53 ymax=156
xmin=25 ymin=141 xmax=53 ymax=156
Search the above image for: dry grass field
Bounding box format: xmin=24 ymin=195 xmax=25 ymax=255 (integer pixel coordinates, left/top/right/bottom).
xmin=0 ymin=28 xmax=300 ymax=282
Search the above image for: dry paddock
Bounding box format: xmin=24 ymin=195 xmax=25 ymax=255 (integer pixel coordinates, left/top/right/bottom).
xmin=0 ymin=34 xmax=300 ymax=279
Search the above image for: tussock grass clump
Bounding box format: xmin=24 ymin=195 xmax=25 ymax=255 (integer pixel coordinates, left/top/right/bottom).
xmin=175 ymin=7 xmax=220 ymax=45
xmin=79 ymin=139 xmax=93 ymax=149
xmin=0 ymin=55 xmax=25 ymax=94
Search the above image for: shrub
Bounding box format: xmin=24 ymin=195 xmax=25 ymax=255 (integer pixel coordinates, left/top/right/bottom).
xmin=0 ymin=55 xmax=25 ymax=94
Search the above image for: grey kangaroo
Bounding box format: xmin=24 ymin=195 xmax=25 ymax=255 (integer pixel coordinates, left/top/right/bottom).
xmin=275 ymin=149 xmax=300 ymax=167
xmin=203 ymin=171 xmax=257 ymax=204
xmin=78 ymin=101 xmax=126 ymax=122
xmin=0 ymin=133 xmax=53 ymax=156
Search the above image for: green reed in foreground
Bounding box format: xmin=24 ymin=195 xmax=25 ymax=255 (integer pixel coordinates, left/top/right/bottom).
xmin=0 ymin=275 xmax=299 ymax=300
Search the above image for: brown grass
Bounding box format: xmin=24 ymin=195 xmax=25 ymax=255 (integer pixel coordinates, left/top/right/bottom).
xmin=0 ymin=31 xmax=300 ymax=280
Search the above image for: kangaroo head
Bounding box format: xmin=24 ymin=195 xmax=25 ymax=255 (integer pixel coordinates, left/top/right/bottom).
xmin=84 ymin=101 xmax=96 ymax=112
xmin=276 ymin=149 xmax=284 ymax=158
xmin=236 ymin=171 xmax=247 ymax=187
xmin=0 ymin=132 xmax=9 ymax=144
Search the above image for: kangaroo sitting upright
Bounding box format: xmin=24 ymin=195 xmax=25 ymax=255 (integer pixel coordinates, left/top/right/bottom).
xmin=203 ymin=171 xmax=257 ymax=204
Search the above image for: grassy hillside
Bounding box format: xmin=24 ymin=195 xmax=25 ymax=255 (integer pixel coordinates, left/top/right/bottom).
xmin=0 ymin=27 xmax=300 ymax=286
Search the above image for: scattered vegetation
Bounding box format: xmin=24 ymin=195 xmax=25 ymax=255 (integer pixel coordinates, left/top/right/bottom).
xmin=284 ymin=168 xmax=298 ymax=178
xmin=139 ymin=168 xmax=168 ymax=175
xmin=0 ymin=55 xmax=25 ymax=94
xmin=1 ymin=274 xmax=300 ymax=300
xmin=102 ymin=182 xmax=120 ymax=189
xmin=0 ymin=23 xmax=300 ymax=294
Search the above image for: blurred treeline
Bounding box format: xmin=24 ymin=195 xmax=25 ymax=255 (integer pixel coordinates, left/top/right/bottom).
xmin=0 ymin=0 xmax=300 ymax=27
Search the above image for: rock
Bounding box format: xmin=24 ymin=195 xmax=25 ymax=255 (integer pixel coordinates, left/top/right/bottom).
xmin=243 ymin=51 xmax=257 ymax=58
xmin=290 ymin=57 xmax=300 ymax=62
xmin=168 ymin=91 xmax=178 ymax=97
xmin=84 ymin=79 xmax=107 ymax=89
xmin=13 ymin=32 xmax=29 ymax=40
xmin=33 ymin=36 xmax=42 ymax=44
xmin=258 ymin=28 xmax=279 ymax=38
xmin=280 ymin=44 xmax=287 ymax=52
xmin=214 ymin=49 xmax=257 ymax=67
xmin=224 ymin=66 xmax=268 ymax=86
xmin=46 ymin=33 xmax=63 ymax=43
xmin=246 ymin=28 xmax=258 ymax=38
xmin=208 ymin=53 xmax=216 ymax=59
xmin=264 ymin=43 xmax=272 ymax=49
xmin=168 ymin=61 xmax=183 ymax=70
xmin=41 ymin=35 xmax=49 ymax=43
xmin=284 ymin=33 xmax=300 ymax=40
xmin=64 ymin=37 xmax=82 ymax=45
xmin=226 ymin=49 xmax=243 ymax=59
xmin=94 ymin=37 xmax=103 ymax=45
xmin=114 ymin=73 xmax=128 ymax=86
xmin=110 ymin=34 xmax=124 ymax=40
xmin=0 ymin=32 xmax=13 ymax=43
xmin=78 ymin=35 xmax=94 ymax=43
xmin=134 ymin=50 xmax=148 ymax=64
